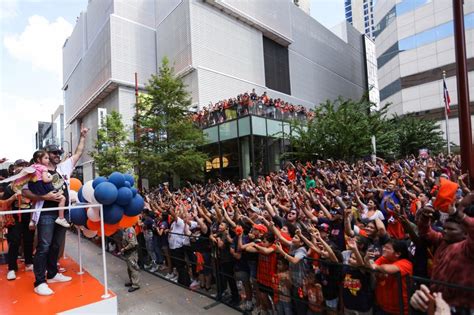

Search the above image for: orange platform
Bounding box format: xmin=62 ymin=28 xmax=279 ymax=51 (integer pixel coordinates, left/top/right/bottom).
xmin=0 ymin=257 xmax=116 ymax=314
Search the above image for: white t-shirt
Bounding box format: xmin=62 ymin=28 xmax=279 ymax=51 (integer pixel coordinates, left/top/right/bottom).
xmin=360 ymin=207 xmax=385 ymax=224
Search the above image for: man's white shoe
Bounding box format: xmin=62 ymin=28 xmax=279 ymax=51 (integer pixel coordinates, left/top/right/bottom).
xmin=7 ymin=270 xmax=16 ymax=280
xmin=55 ymin=217 xmax=71 ymax=228
xmin=25 ymin=264 xmax=34 ymax=272
xmin=47 ymin=273 xmax=72 ymax=283
xmin=34 ymin=283 xmax=54 ymax=296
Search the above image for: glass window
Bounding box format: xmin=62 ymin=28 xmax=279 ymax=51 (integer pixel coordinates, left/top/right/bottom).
xmin=267 ymin=120 xmax=284 ymax=138
xmin=396 ymin=0 xmax=432 ymax=16
xmin=379 ymin=78 xmax=401 ymax=101
xmin=374 ymin=6 xmax=396 ymax=38
xmin=238 ymin=116 xmax=251 ymax=137
xmin=203 ymin=126 xmax=218 ymax=143
xmin=220 ymin=139 xmax=240 ymax=181
xmin=219 ymin=120 xmax=238 ymax=141
xmin=252 ymin=116 xmax=267 ymax=136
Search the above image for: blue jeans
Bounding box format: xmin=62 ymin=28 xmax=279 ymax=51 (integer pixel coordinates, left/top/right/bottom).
xmin=277 ymin=301 xmax=293 ymax=315
xmin=33 ymin=214 xmax=67 ymax=287
xmin=152 ymin=234 xmax=164 ymax=264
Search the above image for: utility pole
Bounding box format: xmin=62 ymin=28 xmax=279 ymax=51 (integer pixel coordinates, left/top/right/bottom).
xmin=452 ymin=0 xmax=474 ymax=188
xmin=134 ymin=72 xmax=143 ymax=192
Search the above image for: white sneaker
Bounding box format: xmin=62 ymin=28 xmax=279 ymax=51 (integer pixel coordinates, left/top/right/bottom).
xmin=189 ymin=280 xmax=200 ymax=288
xmin=25 ymin=264 xmax=34 ymax=272
xmin=34 ymin=283 xmax=54 ymax=296
xmin=7 ymin=270 xmax=16 ymax=280
xmin=170 ymin=274 xmax=178 ymax=282
xmin=47 ymin=273 xmax=72 ymax=283
xmin=55 ymin=217 xmax=71 ymax=228
xmin=165 ymin=273 xmax=174 ymax=279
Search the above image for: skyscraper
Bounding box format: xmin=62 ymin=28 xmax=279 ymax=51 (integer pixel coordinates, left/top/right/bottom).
xmin=375 ymin=0 xmax=474 ymax=145
xmin=345 ymin=0 xmax=376 ymax=39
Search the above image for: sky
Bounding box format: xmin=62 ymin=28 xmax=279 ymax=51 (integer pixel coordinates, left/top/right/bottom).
xmin=0 ymin=0 xmax=344 ymax=162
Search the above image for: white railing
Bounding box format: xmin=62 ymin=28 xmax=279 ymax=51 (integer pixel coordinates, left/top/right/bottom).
xmin=0 ymin=204 xmax=111 ymax=299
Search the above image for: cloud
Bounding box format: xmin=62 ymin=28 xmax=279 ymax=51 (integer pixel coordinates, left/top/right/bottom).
xmin=0 ymin=92 xmax=60 ymax=160
xmin=0 ymin=0 xmax=18 ymax=20
xmin=3 ymin=15 xmax=73 ymax=76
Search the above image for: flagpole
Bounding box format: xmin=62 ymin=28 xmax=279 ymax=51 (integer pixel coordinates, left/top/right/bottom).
xmin=443 ymin=71 xmax=451 ymax=155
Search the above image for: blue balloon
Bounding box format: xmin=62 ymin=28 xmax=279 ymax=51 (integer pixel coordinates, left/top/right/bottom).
xmin=70 ymin=205 xmax=87 ymax=226
xmin=108 ymin=172 xmax=125 ymax=188
xmin=103 ymin=204 xmax=124 ymax=224
xmin=124 ymin=174 xmax=135 ymax=187
xmin=94 ymin=182 xmax=118 ymax=205
xmin=131 ymin=187 xmax=138 ymax=197
xmin=116 ymin=187 xmax=133 ymax=206
xmin=92 ymin=176 xmax=108 ymax=188
xmin=78 ymin=187 xmax=86 ymax=203
xmin=124 ymin=181 xmax=131 ymax=188
xmin=124 ymin=194 xmax=144 ymax=217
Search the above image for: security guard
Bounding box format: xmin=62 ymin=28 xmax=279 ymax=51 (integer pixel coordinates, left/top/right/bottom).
xmin=121 ymin=226 xmax=140 ymax=292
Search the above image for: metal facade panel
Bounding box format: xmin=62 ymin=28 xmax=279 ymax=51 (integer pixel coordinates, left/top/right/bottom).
xmin=113 ymin=0 xmax=156 ymax=28
xmin=216 ymin=0 xmax=293 ymax=40
xmin=86 ymin=0 xmax=113 ymax=48
xmin=190 ymin=1 xmax=265 ymax=86
xmin=63 ymin=13 xmax=84 ymax=84
xmin=65 ymin=21 xmax=112 ymax=122
xmin=288 ymin=6 xmax=366 ymax=104
xmin=156 ymin=0 xmax=192 ymax=74
xmin=156 ymin=0 xmax=182 ymax=26
xmin=110 ymin=15 xmax=157 ymax=86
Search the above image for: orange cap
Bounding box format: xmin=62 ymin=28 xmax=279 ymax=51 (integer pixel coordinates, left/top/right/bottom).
xmin=433 ymin=177 xmax=459 ymax=212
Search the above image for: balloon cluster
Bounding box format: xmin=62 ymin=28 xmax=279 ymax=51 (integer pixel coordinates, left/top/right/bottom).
xmin=68 ymin=173 xmax=143 ymax=237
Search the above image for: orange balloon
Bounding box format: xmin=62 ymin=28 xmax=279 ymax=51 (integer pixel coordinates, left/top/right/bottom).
xmin=86 ymin=219 xmax=101 ymax=231
xmin=118 ymin=215 xmax=139 ymax=228
xmin=70 ymin=178 xmax=83 ymax=192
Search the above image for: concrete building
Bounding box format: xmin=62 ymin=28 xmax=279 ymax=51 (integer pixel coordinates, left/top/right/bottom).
xmin=35 ymin=121 xmax=53 ymax=150
xmin=63 ymin=0 xmax=371 ymax=181
xmin=345 ymin=0 xmax=376 ymax=39
xmin=374 ymin=0 xmax=474 ymax=146
xmin=34 ymin=105 xmax=65 ymax=152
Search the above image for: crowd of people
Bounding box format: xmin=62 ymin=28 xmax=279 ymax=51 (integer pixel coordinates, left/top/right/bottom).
xmin=2 ymin=143 xmax=474 ymax=314
xmin=191 ymin=89 xmax=314 ymax=128
xmin=108 ymin=154 xmax=473 ymax=315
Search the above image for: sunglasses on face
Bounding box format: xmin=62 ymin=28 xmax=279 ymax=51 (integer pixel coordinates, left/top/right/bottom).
xmin=50 ymin=151 xmax=63 ymax=155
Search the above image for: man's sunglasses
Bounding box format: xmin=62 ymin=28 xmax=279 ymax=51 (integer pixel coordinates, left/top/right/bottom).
xmin=49 ymin=151 xmax=63 ymax=155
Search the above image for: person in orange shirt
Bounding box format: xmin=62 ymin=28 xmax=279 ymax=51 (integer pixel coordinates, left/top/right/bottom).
xmin=370 ymin=239 xmax=413 ymax=315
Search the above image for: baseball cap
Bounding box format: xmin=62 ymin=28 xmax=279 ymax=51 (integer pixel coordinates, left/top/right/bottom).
xmin=250 ymin=205 xmax=262 ymax=215
xmin=44 ymin=144 xmax=64 ymax=154
xmin=14 ymin=159 xmax=28 ymax=166
xmin=253 ymin=224 xmax=268 ymax=234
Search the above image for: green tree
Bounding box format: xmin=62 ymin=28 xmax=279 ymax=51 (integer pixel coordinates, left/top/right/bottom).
xmin=91 ymin=111 xmax=133 ymax=176
xmin=285 ymin=96 xmax=396 ymax=161
xmin=389 ymin=114 xmax=445 ymax=157
xmin=131 ymin=57 xmax=208 ymax=187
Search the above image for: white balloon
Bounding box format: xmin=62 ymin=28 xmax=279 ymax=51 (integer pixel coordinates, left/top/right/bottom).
xmin=87 ymin=207 xmax=101 ymax=222
xmin=81 ymin=226 xmax=98 ymax=238
xmin=69 ymin=190 xmax=78 ymax=204
xmin=82 ymin=180 xmax=98 ymax=204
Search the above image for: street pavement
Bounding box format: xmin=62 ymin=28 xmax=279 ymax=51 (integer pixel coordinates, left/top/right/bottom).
xmin=64 ymin=231 xmax=240 ymax=315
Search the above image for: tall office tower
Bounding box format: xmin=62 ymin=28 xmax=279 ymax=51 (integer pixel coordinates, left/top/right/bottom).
xmin=345 ymin=0 xmax=376 ymax=39
xmin=375 ymin=0 xmax=474 ymax=145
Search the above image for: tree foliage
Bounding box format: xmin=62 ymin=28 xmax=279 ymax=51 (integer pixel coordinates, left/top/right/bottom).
xmin=91 ymin=111 xmax=133 ymax=176
xmin=285 ymin=96 xmax=445 ymax=161
xmin=388 ymin=114 xmax=445 ymax=157
xmin=130 ymin=57 xmax=208 ymax=187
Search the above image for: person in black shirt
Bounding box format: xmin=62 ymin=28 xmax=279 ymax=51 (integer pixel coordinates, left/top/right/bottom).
xmin=24 ymin=125 xmax=89 ymax=296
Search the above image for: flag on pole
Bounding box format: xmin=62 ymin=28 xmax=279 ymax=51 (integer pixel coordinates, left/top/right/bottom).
xmin=443 ymin=78 xmax=451 ymax=114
